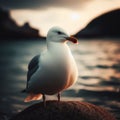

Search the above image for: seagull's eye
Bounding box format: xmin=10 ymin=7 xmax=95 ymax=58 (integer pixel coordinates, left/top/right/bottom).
xmin=57 ymin=31 xmax=63 ymax=35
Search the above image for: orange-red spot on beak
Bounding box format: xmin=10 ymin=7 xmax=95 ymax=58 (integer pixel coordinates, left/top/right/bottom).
xmin=66 ymin=36 xmax=78 ymax=44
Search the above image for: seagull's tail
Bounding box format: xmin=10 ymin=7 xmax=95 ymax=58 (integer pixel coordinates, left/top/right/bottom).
xmin=24 ymin=93 xmax=42 ymax=102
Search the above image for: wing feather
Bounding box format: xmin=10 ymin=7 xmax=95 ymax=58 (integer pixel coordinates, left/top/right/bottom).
xmin=26 ymin=55 xmax=40 ymax=89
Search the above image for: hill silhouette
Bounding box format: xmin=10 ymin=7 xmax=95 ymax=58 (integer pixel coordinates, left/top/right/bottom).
xmin=0 ymin=8 xmax=42 ymax=40
xmin=75 ymin=9 xmax=120 ymax=38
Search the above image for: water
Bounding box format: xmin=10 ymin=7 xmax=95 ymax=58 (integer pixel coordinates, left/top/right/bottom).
xmin=0 ymin=39 xmax=120 ymax=119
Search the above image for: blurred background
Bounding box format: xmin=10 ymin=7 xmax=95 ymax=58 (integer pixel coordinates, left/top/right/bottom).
xmin=0 ymin=0 xmax=120 ymax=119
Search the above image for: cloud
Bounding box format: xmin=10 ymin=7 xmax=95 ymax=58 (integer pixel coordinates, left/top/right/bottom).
xmin=0 ymin=0 xmax=91 ymax=9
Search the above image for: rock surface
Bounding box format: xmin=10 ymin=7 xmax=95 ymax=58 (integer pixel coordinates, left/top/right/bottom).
xmin=75 ymin=9 xmax=120 ymax=38
xmin=10 ymin=101 xmax=116 ymax=120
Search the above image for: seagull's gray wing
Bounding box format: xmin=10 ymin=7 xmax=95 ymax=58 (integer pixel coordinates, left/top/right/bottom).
xmin=26 ymin=55 xmax=40 ymax=88
xmin=21 ymin=55 xmax=40 ymax=93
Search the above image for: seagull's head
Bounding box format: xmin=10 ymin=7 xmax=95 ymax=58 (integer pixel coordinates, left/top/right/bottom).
xmin=47 ymin=27 xmax=78 ymax=44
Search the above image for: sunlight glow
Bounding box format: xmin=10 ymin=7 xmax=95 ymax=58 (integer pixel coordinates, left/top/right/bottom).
xmin=11 ymin=8 xmax=82 ymax=36
xmin=71 ymin=12 xmax=80 ymax=21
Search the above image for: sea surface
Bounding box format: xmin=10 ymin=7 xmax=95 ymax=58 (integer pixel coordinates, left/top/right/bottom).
xmin=0 ymin=39 xmax=120 ymax=119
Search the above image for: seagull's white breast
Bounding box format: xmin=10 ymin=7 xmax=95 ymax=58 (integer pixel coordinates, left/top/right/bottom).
xmin=28 ymin=43 xmax=78 ymax=95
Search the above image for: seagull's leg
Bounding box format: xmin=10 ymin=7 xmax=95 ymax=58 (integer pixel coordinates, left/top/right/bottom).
xmin=43 ymin=94 xmax=46 ymax=107
xmin=57 ymin=92 xmax=61 ymax=102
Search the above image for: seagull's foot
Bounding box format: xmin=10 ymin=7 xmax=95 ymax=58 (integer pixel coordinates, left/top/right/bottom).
xmin=57 ymin=92 xmax=61 ymax=102
xmin=42 ymin=94 xmax=46 ymax=107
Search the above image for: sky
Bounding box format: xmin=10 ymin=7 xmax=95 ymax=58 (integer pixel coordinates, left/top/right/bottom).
xmin=0 ymin=0 xmax=120 ymax=36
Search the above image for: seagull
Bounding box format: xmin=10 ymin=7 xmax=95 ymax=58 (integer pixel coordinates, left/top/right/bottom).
xmin=24 ymin=26 xmax=78 ymax=106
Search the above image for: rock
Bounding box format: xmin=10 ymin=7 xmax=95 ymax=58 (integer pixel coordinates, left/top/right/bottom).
xmin=0 ymin=112 xmax=9 ymax=120
xmin=10 ymin=101 xmax=116 ymax=120
xmin=75 ymin=9 xmax=120 ymax=38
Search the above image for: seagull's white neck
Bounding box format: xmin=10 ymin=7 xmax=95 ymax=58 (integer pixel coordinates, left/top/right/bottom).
xmin=46 ymin=41 xmax=70 ymax=54
xmin=47 ymin=41 xmax=68 ymax=50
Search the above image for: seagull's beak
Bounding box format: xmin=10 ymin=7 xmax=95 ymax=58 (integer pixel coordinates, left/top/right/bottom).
xmin=65 ymin=36 xmax=78 ymax=44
